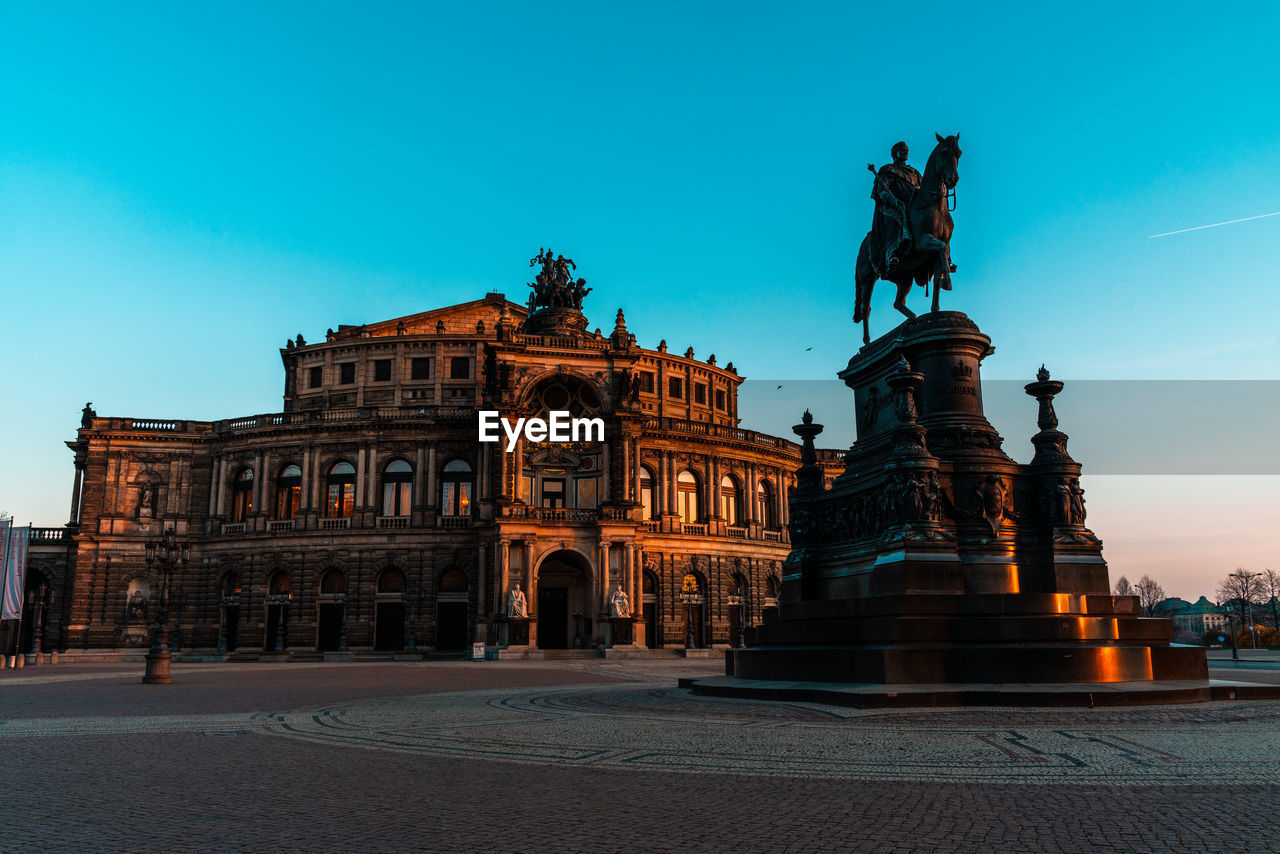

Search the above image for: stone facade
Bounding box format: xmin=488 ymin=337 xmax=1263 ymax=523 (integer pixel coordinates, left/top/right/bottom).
xmin=22 ymin=292 xmax=843 ymax=658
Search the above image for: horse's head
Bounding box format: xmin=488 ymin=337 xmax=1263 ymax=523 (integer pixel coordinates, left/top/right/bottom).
xmin=929 ymin=132 xmax=962 ymax=189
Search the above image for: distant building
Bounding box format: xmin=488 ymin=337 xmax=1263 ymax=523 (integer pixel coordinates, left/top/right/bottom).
xmin=15 ymin=290 xmax=845 ymax=659
xmin=1155 ymin=596 xmax=1230 ymax=636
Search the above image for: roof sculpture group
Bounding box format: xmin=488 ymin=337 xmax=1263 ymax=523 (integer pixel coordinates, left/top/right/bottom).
xmin=527 ymin=247 xmax=592 ymax=312
xmin=854 ymin=133 xmax=962 ymax=345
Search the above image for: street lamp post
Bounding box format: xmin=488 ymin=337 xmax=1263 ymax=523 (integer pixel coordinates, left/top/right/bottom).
xmin=727 ymin=593 xmax=746 ymax=648
xmin=142 ymin=528 xmax=189 ymax=684
xmin=681 ymin=591 xmax=696 ymax=649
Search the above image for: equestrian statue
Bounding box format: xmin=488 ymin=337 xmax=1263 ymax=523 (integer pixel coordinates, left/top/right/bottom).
xmin=853 ymin=133 xmax=962 ymax=345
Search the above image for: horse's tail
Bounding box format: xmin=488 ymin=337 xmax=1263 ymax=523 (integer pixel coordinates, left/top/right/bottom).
xmin=853 ymin=236 xmax=872 ymax=323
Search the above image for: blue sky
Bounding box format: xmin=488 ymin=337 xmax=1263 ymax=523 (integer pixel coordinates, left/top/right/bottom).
xmin=2 ymin=2 xmax=1277 ymax=597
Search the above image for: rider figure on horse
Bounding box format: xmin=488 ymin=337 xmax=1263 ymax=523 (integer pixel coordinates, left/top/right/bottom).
xmin=867 ymin=141 xmax=921 ymax=277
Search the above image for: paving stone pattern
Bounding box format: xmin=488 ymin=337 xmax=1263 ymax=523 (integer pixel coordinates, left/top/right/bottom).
xmin=2 ymin=660 xmax=1279 ymax=852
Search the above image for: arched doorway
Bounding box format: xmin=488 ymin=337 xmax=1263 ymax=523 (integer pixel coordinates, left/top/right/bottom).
xmin=536 ymin=549 xmax=592 ymax=649
xmin=435 ymin=569 xmax=469 ymax=651
xmin=374 ymin=569 xmax=406 ymax=651
xmin=317 ymin=569 xmax=346 ymax=652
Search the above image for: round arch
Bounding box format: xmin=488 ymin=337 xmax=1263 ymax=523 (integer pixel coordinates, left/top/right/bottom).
xmin=532 ymin=548 xmax=595 ymax=651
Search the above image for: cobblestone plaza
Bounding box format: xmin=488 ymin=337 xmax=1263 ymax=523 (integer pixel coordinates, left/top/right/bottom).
xmin=4 ymin=658 xmax=1280 ymax=852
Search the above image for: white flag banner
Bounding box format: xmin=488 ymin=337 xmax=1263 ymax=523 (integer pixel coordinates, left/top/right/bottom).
xmin=0 ymin=519 xmax=11 ymax=618
xmin=1 ymin=523 xmax=29 ymax=621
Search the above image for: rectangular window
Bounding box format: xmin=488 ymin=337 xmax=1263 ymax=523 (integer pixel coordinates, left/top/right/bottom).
xmin=541 ymin=479 xmax=565 ymax=508
xmin=450 ymin=356 xmax=470 ymax=379
xmin=308 ymin=366 xmax=323 ymax=389
xmin=410 ymin=357 xmax=432 ymax=380
xmin=694 ymin=383 xmax=707 ymax=404
xmin=373 ymin=359 xmax=392 ymax=382
xmin=668 ymin=377 xmax=682 ymax=399
xmin=382 ymin=481 xmax=411 ymax=516
xmin=640 ymin=372 xmax=655 ymax=393
xmin=715 ymin=389 xmax=726 ymax=410
xmin=339 ymin=363 xmax=356 ymax=385
xmin=275 ymin=485 xmax=300 ymax=520
xmin=326 ymin=483 xmax=354 ymax=517
xmin=442 ymin=481 xmax=472 ymax=515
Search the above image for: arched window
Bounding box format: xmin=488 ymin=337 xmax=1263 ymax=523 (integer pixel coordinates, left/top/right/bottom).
xmin=676 ymin=471 xmax=700 ymax=523
xmin=269 ymin=572 xmax=291 ymax=596
xmin=720 ymin=475 xmax=740 ymax=525
xmin=231 ymin=467 xmax=254 ymax=522
xmin=326 ymin=462 xmax=355 ymax=518
xmin=381 ymin=459 xmax=413 ymax=517
xmin=441 ymin=460 xmax=472 ymax=516
xmin=222 ymin=572 xmax=242 ymax=597
xmin=378 ymin=569 xmax=406 ymax=594
xmin=767 ymin=576 xmax=781 ymax=602
xmin=320 ymin=570 xmax=346 ymax=594
xmin=757 ymin=480 xmax=776 ymax=529
xmin=639 ymin=467 xmax=656 ymax=520
xmin=275 ymin=465 xmax=302 ymax=520
xmin=438 ymin=569 xmax=468 ymax=592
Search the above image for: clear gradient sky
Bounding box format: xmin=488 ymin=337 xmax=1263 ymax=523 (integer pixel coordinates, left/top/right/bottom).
xmin=2 ymin=2 xmax=1277 ymax=599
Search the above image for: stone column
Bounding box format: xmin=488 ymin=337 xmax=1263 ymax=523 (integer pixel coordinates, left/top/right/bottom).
xmin=367 ymin=443 xmax=379 ymax=509
xmin=426 ymin=443 xmax=438 ymax=512
xmin=601 ymin=442 xmax=611 ymax=504
xmin=207 ymin=454 xmax=221 ymax=518
xmin=498 ymin=541 xmax=510 ymax=611
xmin=414 ymin=446 xmax=426 ymax=510
xmin=69 ymin=458 xmax=85 ymax=526
xmin=355 ymin=448 xmax=367 ymax=512
xmin=513 ymin=438 xmax=524 ymax=503
xmin=599 ymin=541 xmax=610 ymax=613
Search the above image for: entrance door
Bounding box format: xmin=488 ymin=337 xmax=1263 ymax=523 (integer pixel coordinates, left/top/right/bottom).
xmin=643 ymin=603 xmax=659 ymax=649
xmin=224 ymin=605 xmax=240 ymax=651
xmin=264 ymin=605 xmax=285 ymax=651
xmin=538 ymin=586 xmax=569 ymax=649
xmin=436 ymin=602 xmax=468 ymax=650
xmin=317 ymin=603 xmax=343 ymax=651
xmin=375 ymin=602 xmax=405 ymax=651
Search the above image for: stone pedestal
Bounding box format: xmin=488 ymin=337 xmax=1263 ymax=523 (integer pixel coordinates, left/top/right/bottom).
xmin=500 ymin=617 xmax=531 ymax=648
xmin=704 ymin=312 xmax=1219 ymax=705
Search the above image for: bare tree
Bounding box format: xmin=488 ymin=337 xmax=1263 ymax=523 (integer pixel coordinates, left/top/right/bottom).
xmin=1113 ymin=575 xmax=1133 ymax=597
xmin=1261 ymin=568 xmax=1280 ymax=629
xmin=1216 ymin=568 xmax=1266 ymax=625
xmin=1134 ymin=575 xmax=1165 ymax=616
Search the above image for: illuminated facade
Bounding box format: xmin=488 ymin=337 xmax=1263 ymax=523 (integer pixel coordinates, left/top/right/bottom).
xmin=27 ymin=292 xmax=843 ymax=658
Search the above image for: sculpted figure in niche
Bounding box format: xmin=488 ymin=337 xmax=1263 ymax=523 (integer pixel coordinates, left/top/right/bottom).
xmin=125 ymin=590 xmax=147 ymax=622
xmin=609 ymin=583 xmax=631 ymax=618
xmin=506 ymin=586 xmax=527 ymax=618
xmin=137 ymin=481 xmax=155 ymax=518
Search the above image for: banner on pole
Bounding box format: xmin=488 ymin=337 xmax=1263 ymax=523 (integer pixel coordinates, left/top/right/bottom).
xmin=1 ymin=523 xmax=30 ymax=621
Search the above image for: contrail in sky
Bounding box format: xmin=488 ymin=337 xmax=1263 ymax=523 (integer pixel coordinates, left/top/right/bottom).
xmin=1148 ymin=210 xmax=1280 ymax=238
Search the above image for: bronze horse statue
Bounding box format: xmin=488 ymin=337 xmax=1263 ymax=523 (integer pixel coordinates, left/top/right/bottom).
xmin=853 ymin=133 xmax=962 ymax=345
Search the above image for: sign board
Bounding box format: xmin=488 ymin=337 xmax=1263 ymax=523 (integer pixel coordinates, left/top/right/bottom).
xmin=472 ymin=642 xmax=486 ymax=661
xmin=1218 ymin=635 xmax=1226 ymax=644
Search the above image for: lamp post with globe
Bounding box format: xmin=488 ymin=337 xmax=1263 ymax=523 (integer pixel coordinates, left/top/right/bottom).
xmin=142 ymin=528 xmax=188 ymax=684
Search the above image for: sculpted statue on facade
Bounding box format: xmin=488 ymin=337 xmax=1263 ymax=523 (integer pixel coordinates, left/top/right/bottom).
xmin=506 ymin=586 xmax=527 ymax=618
xmin=609 ymin=583 xmax=631 ymax=618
